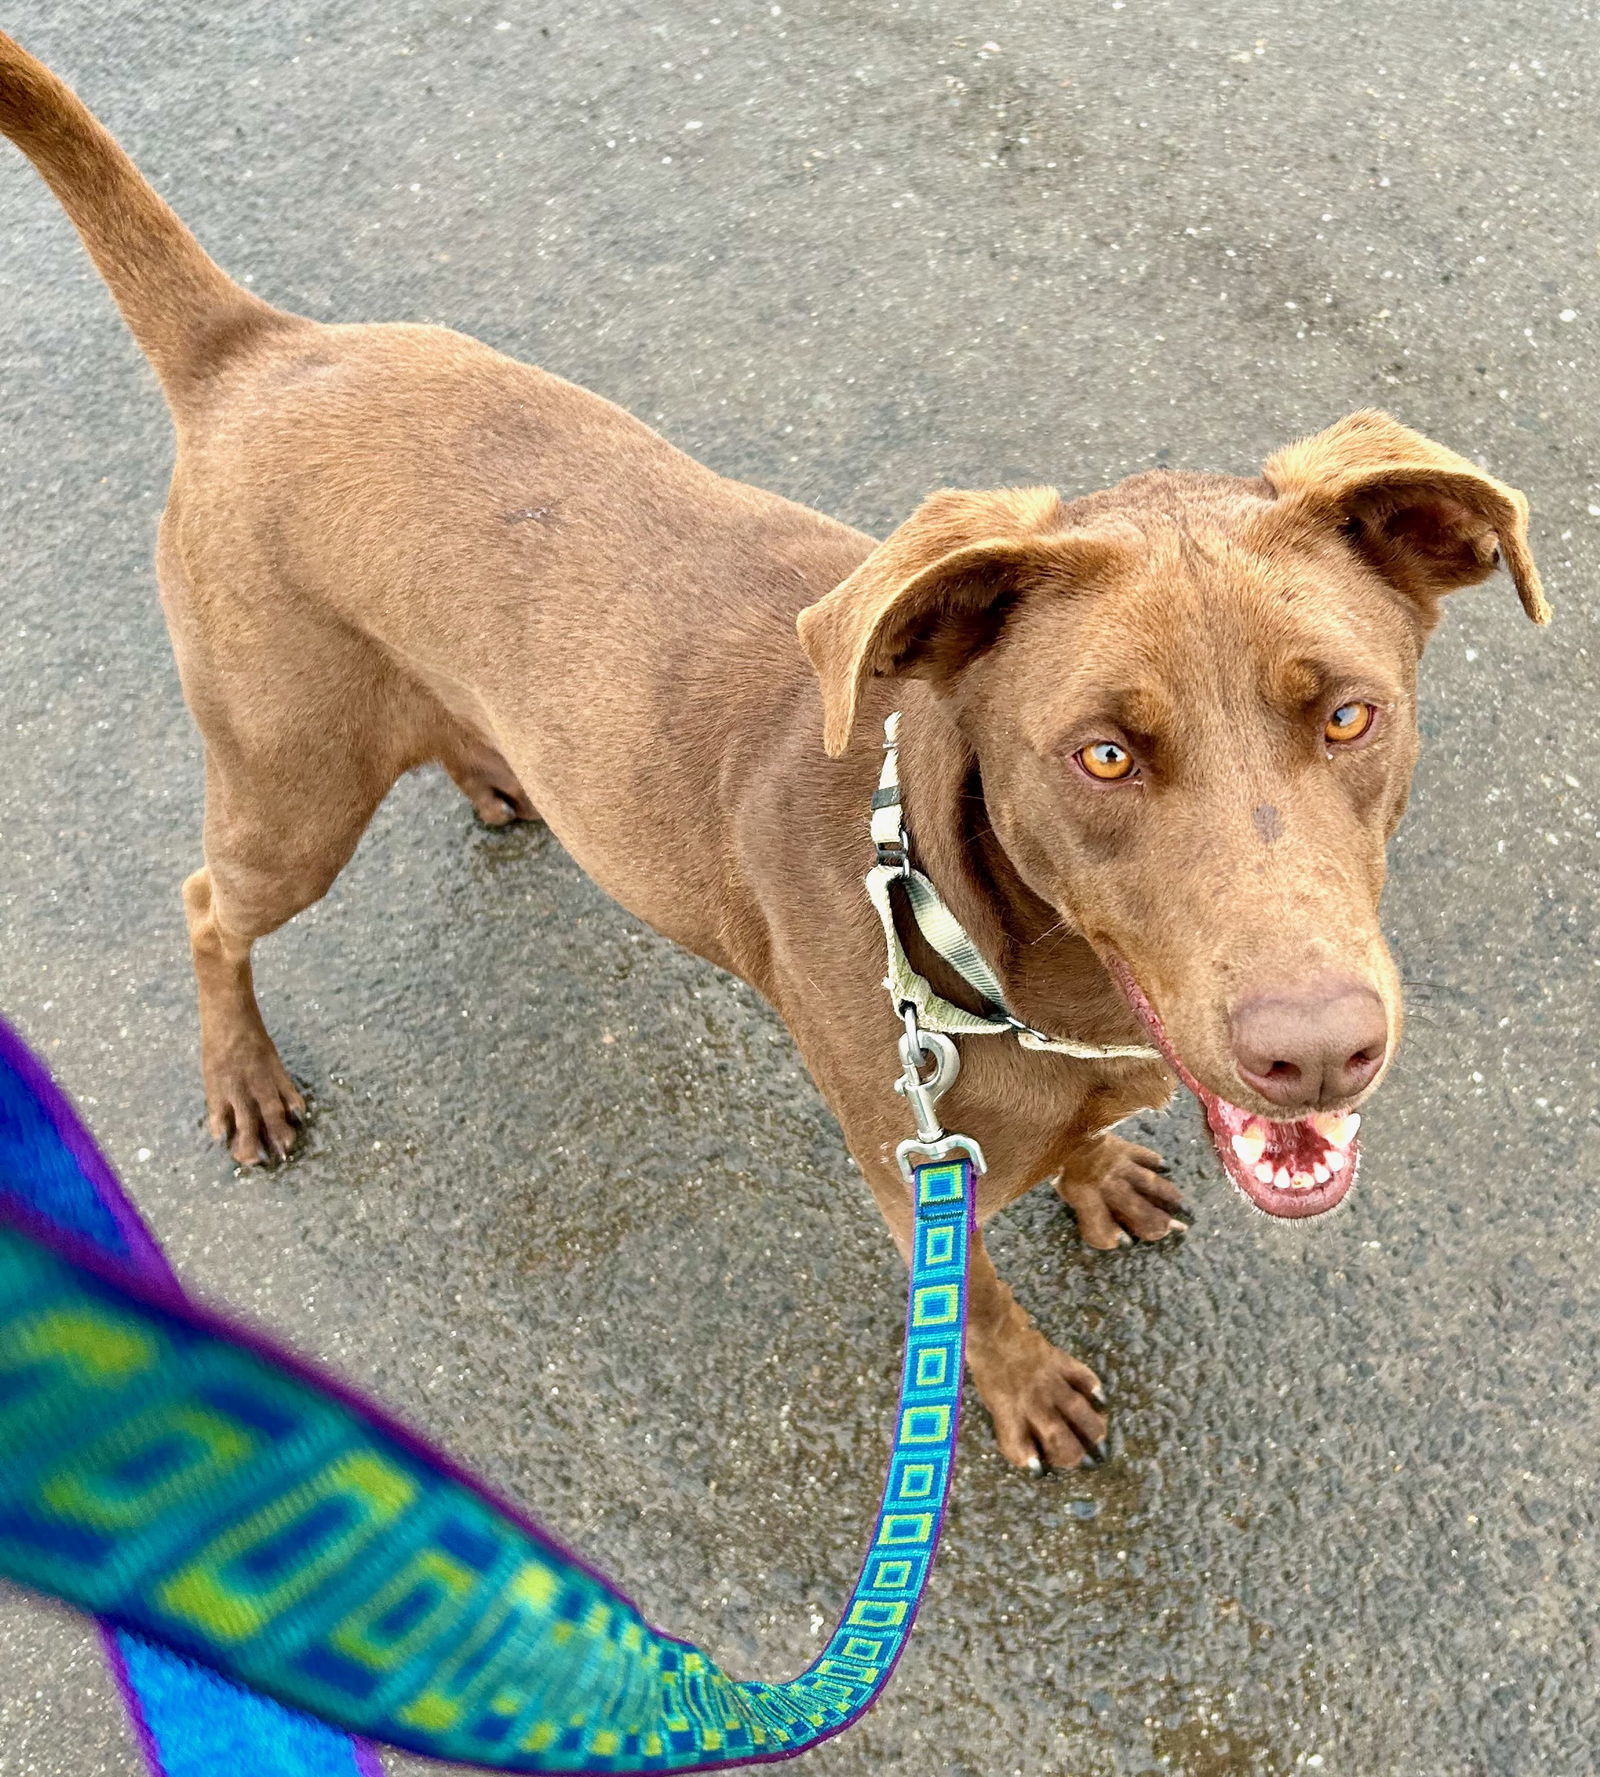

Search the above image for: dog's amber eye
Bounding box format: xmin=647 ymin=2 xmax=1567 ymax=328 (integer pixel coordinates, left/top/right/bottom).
xmin=1324 ymin=702 xmax=1375 ymax=744
xmin=1078 ymin=741 xmax=1136 ymax=781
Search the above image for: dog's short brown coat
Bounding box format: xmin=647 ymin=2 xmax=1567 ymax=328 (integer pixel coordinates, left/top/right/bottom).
xmin=0 ymin=34 xmax=1547 ymax=1469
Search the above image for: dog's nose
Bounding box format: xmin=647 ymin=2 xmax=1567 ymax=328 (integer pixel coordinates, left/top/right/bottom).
xmin=1229 ymin=980 xmax=1387 ymax=1111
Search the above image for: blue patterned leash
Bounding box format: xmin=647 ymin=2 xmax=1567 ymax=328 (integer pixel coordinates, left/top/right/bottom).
xmin=0 ymin=1011 xmax=977 ymax=1773
xmin=0 ymin=1017 xmax=381 ymax=1777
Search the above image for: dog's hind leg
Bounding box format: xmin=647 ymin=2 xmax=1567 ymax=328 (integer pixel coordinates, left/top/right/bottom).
xmin=438 ymin=727 xmax=540 ymax=828
xmin=182 ymin=744 xmax=392 ymax=1165
xmin=183 ymin=858 xmax=310 ymax=1167
xmin=173 ymin=604 xmax=428 ymax=1165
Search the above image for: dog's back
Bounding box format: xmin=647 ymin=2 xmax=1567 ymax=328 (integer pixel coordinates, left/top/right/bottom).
xmin=0 ymin=31 xmax=869 ymax=1036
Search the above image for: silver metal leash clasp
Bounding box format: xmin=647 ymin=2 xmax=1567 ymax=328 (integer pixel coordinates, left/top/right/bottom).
xmin=894 ymin=1003 xmax=987 ymax=1185
xmin=895 ymin=1005 xmax=958 ymax=1142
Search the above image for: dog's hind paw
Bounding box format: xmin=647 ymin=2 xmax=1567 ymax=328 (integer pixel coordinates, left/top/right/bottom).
xmin=443 ymin=744 xmax=540 ymax=827
xmin=204 ymin=1040 xmax=306 ymax=1166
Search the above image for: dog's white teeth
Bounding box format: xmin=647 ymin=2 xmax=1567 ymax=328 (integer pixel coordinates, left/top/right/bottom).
xmin=1309 ymin=1111 xmax=1361 ymax=1149
xmin=1254 ymin=1161 xmax=1275 ymax=1184
xmin=1321 ymin=1147 xmax=1343 ymax=1174
xmin=1313 ymin=1162 xmax=1331 ymax=1185
xmin=1290 ymin=1172 xmax=1314 ymax=1191
xmin=1273 ymin=1166 xmax=1292 ymax=1189
xmin=1231 ymin=1129 xmax=1268 ymax=1166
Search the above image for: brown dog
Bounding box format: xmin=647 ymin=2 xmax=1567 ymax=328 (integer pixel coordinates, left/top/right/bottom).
xmin=0 ymin=34 xmax=1548 ymax=1471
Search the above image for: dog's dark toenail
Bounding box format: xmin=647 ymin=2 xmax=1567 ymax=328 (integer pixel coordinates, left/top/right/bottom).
xmin=1081 ymin=1440 xmax=1107 ymax=1467
xmin=1090 ymin=1384 xmax=1108 ymax=1408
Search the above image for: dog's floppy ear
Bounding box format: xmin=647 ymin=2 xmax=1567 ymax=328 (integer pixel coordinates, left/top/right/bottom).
xmin=1264 ymin=410 xmax=1549 ymax=628
xmin=797 ymin=485 xmax=1123 ymax=757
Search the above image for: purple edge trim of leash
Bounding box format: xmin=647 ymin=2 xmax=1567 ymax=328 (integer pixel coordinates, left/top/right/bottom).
xmin=100 ymin=1627 xmax=175 ymax=1777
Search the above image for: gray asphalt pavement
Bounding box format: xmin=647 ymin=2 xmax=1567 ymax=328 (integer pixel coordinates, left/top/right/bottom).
xmin=3 ymin=3 xmax=1599 ymax=1773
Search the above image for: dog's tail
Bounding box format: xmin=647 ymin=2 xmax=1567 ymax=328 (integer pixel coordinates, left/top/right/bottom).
xmin=0 ymin=31 xmax=300 ymax=398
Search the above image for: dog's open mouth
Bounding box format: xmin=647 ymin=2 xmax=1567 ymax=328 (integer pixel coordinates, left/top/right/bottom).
xmin=1106 ymin=959 xmax=1360 ymax=1221
xmin=1194 ymin=1095 xmax=1358 ymax=1220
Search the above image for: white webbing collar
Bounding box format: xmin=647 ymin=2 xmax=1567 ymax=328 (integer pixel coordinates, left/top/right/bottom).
xmin=865 ymin=712 xmax=1160 ymax=1062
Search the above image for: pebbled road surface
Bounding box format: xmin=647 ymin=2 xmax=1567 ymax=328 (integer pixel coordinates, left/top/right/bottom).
xmin=1 ymin=3 xmax=1597 ymax=1773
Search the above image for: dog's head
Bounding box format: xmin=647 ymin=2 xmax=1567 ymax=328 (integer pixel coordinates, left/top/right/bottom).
xmin=798 ymin=412 xmax=1547 ymax=1220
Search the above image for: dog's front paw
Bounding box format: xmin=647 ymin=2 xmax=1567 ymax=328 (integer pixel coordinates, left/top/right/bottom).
xmin=968 ymin=1324 xmax=1108 ymax=1473
xmin=1054 ymin=1134 xmax=1188 ymax=1249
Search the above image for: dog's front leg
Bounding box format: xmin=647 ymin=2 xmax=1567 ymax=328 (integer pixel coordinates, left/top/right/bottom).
xmin=848 ymin=1139 xmax=1108 ymax=1473
xmin=781 ymin=991 xmax=1114 ymax=1472
xmin=1052 ymin=1130 xmax=1188 ymax=1250
xmin=959 ymin=1238 xmax=1110 ymax=1473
